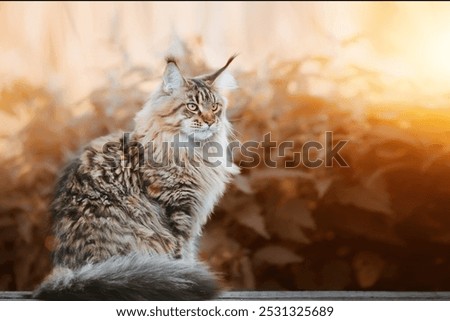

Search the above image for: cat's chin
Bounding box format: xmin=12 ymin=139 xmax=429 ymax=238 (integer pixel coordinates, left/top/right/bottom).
xmin=191 ymin=130 xmax=215 ymax=141
xmin=180 ymin=129 xmax=216 ymax=141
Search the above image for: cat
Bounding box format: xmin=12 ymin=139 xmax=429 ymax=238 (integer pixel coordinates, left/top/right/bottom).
xmin=32 ymin=56 xmax=240 ymax=300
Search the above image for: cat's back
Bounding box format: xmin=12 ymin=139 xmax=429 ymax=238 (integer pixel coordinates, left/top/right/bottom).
xmin=52 ymin=132 xmax=124 ymax=212
xmin=50 ymin=132 xmax=176 ymax=269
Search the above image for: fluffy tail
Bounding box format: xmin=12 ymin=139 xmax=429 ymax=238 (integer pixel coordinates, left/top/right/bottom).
xmin=32 ymin=253 xmax=219 ymax=300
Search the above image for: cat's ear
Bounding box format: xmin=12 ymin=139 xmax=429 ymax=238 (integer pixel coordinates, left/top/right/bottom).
xmin=214 ymin=70 xmax=238 ymax=90
xmin=162 ymin=57 xmax=185 ymax=94
xmin=202 ymin=54 xmax=238 ymax=90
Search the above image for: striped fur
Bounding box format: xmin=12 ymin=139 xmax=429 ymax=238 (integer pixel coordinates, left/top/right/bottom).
xmin=33 ymin=57 xmax=239 ymax=300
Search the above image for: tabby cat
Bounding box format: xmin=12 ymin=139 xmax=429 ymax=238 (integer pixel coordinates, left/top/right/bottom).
xmin=33 ymin=56 xmax=239 ymax=300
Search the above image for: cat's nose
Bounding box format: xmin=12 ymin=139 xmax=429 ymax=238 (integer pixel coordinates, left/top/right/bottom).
xmin=202 ymin=113 xmax=215 ymax=126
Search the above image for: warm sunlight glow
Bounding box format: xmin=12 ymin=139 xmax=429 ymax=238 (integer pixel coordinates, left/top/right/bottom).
xmin=414 ymin=31 xmax=450 ymax=89
xmin=1 ymin=2 xmax=450 ymax=105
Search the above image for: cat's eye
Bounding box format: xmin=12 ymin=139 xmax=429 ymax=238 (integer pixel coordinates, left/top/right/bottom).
xmin=186 ymin=103 xmax=199 ymax=112
xmin=211 ymin=103 xmax=221 ymax=112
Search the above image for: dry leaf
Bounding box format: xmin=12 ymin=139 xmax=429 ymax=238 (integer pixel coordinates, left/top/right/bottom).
xmin=336 ymin=176 xmax=393 ymax=216
xmin=352 ymin=251 xmax=386 ymax=288
xmin=267 ymin=199 xmax=315 ymax=243
xmin=234 ymin=204 xmax=270 ymax=239
xmin=253 ymin=246 xmax=303 ymax=265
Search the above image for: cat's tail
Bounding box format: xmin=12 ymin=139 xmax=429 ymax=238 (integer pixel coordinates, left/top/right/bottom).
xmin=32 ymin=253 xmax=219 ymax=300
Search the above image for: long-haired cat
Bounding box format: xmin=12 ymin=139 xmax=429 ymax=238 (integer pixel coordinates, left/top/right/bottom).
xmin=33 ymin=56 xmax=239 ymax=300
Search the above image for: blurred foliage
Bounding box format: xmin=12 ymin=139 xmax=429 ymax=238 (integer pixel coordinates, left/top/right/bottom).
xmin=0 ymin=40 xmax=450 ymax=291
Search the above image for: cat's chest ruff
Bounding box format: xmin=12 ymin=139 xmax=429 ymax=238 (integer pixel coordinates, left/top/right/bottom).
xmin=145 ymin=162 xmax=226 ymax=198
xmin=142 ymin=161 xmax=228 ymax=219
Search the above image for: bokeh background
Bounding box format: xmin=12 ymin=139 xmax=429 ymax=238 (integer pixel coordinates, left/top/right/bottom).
xmin=1 ymin=2 xmax=450 ymax=291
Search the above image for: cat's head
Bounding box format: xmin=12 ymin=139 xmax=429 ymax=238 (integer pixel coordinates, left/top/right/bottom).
xmin=136 ymin=56 xmax=237 ymax=142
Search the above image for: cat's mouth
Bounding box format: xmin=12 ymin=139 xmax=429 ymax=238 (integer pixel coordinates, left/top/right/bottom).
xmin=181 ymin=122 xmax=219 ymax=141
xmin=190 ymin=127 xmax=215 ymax=140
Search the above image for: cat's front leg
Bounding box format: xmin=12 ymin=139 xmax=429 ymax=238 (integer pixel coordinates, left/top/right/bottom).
xmin=166 ymin=206 xmax=194 ymax=259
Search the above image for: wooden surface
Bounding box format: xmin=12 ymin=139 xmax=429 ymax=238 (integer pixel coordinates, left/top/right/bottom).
xmin=219 ymin=291 xmax=450 ymax=301
xmin=1 ymin=291 xmax=450 ymax=301
xmin=0 ymin=292 xmax=33 ymax=300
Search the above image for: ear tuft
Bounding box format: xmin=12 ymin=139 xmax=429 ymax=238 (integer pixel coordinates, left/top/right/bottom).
xmin=165 ymin=56 xmax=178 ymax=65
xmin=201 ymin=54 xmax=238 ymax=85
xmin=162 ymin=58 xmax=185 ymax=94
